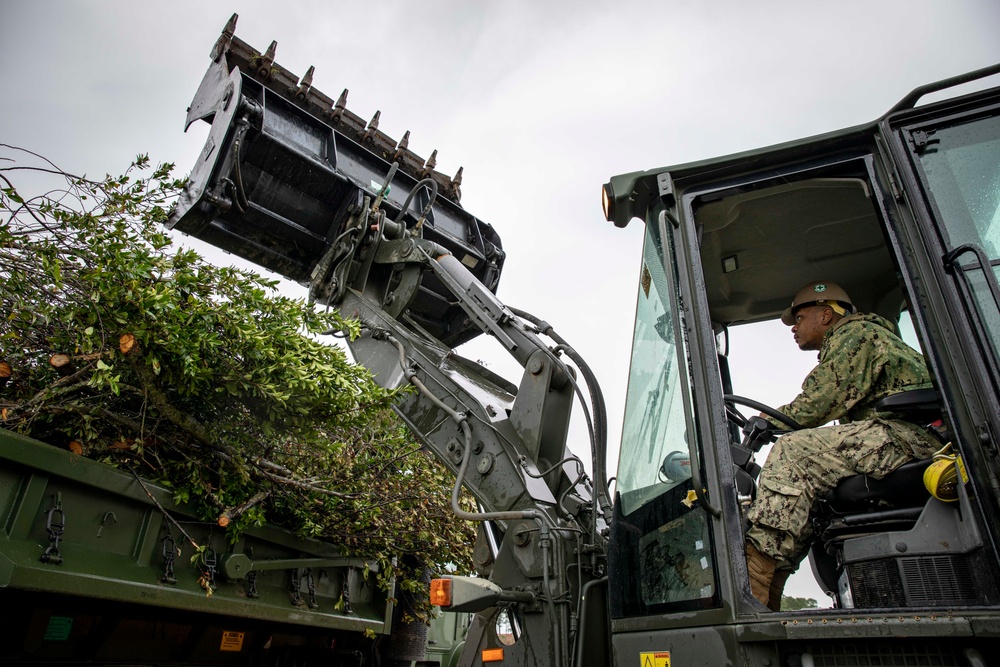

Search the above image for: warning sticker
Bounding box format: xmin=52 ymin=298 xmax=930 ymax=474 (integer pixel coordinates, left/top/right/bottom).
xmin=43 ymin=616 xmax=74 ymax=641
xmin=640 ymin=651 xmax=671 ymax=667
xmin=220 ymin=630 xmax=245 ymax=652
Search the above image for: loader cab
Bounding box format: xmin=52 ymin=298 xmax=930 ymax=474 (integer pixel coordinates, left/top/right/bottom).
xmin=604 ymin=70 xmax=1000 ymax=662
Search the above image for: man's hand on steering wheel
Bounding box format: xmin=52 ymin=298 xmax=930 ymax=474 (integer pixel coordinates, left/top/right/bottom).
xmin=724 ymin=394 xmax=804 ymax=453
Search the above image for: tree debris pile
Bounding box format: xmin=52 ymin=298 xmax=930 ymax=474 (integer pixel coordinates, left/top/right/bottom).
xmin=0 ymin=146 xmax=474 ymax=593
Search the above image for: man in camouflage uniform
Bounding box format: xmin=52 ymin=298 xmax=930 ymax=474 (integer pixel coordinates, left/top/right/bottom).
xmin=745 ymin=281 xmax=939 ymax=610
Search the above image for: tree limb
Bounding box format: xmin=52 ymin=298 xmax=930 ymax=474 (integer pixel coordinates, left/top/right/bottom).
xmin=217 ymin=490 xmax=271 ymax=527
xmin=122 ymin=341 xmax=216 ymax=449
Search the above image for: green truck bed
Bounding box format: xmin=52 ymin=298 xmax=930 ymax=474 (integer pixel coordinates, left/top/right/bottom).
xmin=0 ymin=428 xmax=397 ymax=665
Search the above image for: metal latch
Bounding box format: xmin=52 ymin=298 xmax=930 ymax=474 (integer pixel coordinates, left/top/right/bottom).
xmin=40 ymin=494 xmax=66 ymax=565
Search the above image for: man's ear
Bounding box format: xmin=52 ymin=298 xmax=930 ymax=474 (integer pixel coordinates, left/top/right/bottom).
xmin=820 ymin=307 xmax=835 ymax=325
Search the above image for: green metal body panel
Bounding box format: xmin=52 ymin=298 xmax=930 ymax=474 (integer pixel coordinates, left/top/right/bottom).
xmin=0 ymin=428 xmax=393 ymax=665
xmin=423 ymin=610 xmax=471 ymax=667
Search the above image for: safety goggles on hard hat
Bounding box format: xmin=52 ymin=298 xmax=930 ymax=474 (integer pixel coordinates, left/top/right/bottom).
xmin=791 ymin=299 xmax=853 ymax=319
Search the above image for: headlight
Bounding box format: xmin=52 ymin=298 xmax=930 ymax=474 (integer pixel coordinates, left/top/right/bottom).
xmin=601 ymin=182 xmax=614 ymax=222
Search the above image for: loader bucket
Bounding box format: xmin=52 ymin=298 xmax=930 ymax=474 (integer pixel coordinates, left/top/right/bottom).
xmin=168 ymin=14 xmax=504 ymax=347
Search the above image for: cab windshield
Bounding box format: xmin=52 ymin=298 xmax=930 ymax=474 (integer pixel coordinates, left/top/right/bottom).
xmin=610 ymin=217 xmax=717 ymax=616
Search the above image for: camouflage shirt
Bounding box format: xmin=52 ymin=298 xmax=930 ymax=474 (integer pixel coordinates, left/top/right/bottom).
xmin=777 ymin=313 xmax=932 ymax=427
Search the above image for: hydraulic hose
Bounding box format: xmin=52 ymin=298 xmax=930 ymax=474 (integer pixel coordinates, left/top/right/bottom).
xmin=540 ymin=523 xmax=564 ymax=667
xmin=381 ymin=324 xmax=575 ymax=666
xmin=509 ymin=307 xmax=614 ymax=525
xmin=396 ymin=177 xmax=438 ymax=230
xmin=385 ymin=333 xmax=539 ymax=524
xmin=519 ymin=455 xmax=585 ymax=520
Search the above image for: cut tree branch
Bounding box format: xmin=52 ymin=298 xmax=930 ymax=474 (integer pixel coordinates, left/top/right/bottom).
xmin=217 ymin=490 xmax=271 ymax=528
xmin=121 ymin=333 xmax=217 ymax=449
xmin=257 ymin=468 xmax=355 ymax=498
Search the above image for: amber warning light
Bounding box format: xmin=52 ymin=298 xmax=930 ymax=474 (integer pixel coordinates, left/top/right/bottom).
xmin=482 ymin=648 xmax=505 ymax=662
xmin=430 ymin=578 xmax=452 ymax=607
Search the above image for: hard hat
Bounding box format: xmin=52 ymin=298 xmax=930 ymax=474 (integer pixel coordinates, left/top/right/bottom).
xmin=780 ymin=281 xmax=854 ymax=326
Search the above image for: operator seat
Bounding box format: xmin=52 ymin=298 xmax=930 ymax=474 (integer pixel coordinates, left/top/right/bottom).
xmin=819 ymin=388 xmax=944 ymax=512
xmin=809 ymin=388 xmax=956 ymax=600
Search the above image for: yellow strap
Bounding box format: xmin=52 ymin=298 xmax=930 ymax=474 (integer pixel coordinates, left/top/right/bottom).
xmin=924 ymin=459 xmax=959 ymax=502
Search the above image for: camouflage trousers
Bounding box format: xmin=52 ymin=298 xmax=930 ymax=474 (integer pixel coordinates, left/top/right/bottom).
xmin=746 ymin=418 xmax=939 ymax=568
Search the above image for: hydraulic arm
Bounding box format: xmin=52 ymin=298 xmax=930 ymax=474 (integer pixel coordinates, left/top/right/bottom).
xmin=168 ymin=15 xmax=612 ymax=666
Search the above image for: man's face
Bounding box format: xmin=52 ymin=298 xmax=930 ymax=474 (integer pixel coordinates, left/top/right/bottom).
xmin=790 ymin=305 xmax=830 ymax=351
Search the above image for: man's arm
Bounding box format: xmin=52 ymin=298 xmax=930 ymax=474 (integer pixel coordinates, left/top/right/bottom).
xmin=776 ymin=321 xmax=883 ymax=427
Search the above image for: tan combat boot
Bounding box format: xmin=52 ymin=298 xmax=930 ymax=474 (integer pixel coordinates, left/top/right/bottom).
xmin=745 ymin=541 xmax=777 ymax=607
xmin=768 ymin=568 xmax=793 ymax=612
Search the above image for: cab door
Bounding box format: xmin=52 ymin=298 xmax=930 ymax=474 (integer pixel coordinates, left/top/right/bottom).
xmin=880 ymin=84 xmax=1000 ymax=557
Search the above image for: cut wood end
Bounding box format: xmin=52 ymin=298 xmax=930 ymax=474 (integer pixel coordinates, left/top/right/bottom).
xmin=218 ymin=515 xmax=231 ymax=528
xmin=119 ymin=333 xmax=138 ymax=355
xmin=49 ymin=353 xmax=71 ymax=367
xmin=49 ymin=353 xmax=74 ymax=376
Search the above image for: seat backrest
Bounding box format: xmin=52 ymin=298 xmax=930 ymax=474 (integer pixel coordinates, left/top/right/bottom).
xmin=875 ymin=387 xmax=941 ymax=423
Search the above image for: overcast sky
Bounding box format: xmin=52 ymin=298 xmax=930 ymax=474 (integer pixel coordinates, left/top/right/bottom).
xmin=3 ymin=0 xmax=999 ymax=601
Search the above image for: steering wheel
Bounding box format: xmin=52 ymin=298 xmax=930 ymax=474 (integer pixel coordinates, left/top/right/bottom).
xmin=724 ymin=395 xmax=805 ymax=498
xmin=724 ymin=394 xmax=804 ymax=432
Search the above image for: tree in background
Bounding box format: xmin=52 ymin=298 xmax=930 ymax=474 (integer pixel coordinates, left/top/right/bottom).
xmin=781 ymin=596 xmax=819 ymax=611
xmin=0 ymin=145 xmax=474 ymax=602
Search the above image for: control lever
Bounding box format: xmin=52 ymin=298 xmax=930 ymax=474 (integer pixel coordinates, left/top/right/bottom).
xmin=742 ymin=416 xmax=778 ymax=452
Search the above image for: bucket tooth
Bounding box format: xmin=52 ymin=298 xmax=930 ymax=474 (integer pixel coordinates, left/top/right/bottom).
xmin=392 ymin=130 xmax=411 ymax=162
xmin=296 ymin=65 xmax=315 ymax=100
xmin=362 ymin=110 xmax=381 ymax=142
xmin=331 ymin=88 xmax=349 ymax=123
xmin=256 ymin=40 xmax=277 ymax=79
xmin=222 ymin=13 xmax=238 ymax=37
xmin=450 ymin=166 xmax=464 ymax=202
xmin=420 ymin=150 xmax=438 ymax=178
xmin=212 ymin=13 xmax=238 ymax=61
